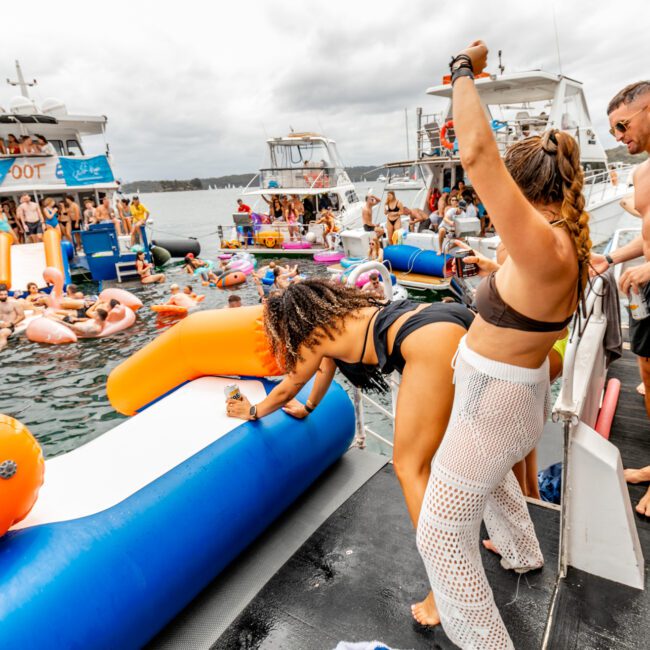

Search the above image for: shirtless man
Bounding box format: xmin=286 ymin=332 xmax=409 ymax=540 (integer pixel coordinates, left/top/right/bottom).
xmin=17 ymin=194 xmax=45 ymax=243
xmin=95 ymin=197 xmax=122 ymax=235
xmin=590 ymin=81 xmax=650 ymax=516
xmin=0 ymin=284 xmax=24 ymax=352
xmin=362 ymin=194 xmax=381 ymax=233
xmin=65 ymin=195 xmax=82 ymax=248
xmin=65 ymin=308 xmax=108 ymax=337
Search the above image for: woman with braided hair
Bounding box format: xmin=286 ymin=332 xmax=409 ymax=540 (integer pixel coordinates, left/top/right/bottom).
xmin=414 ymin=40 xmax=591 ymax=648
xmin=226 ymin=277 xmax=474 ymax=599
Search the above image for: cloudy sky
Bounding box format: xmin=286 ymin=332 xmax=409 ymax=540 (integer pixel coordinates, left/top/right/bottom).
xmin=1 ymin=0 xmax=648 ymax=181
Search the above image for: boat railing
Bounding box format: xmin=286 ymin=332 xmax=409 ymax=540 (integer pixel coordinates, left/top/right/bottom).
xmin=259 ymin=167 xmax=352 ymax=191
xmin=582 ymin=164 xmax=634 ymax=206
xmin=352 ymin=375 xmax=399 ymax=451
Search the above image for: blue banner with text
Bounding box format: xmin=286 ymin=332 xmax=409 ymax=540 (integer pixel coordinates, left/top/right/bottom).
xmin=59 ymin=155 xmax=114 ymax=186
xmin=0 ymin=157 xmax=16 ymax=185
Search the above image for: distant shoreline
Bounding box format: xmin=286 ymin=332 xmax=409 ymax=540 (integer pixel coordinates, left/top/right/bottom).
xmin=122 ymin=147 xmax=646 ymax=194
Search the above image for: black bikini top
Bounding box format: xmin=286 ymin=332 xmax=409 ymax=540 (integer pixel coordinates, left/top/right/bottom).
xmin=474 ymin=272 xmax=573 ymax=333
xmin=386 ymin=202 xmax=400 ymax=213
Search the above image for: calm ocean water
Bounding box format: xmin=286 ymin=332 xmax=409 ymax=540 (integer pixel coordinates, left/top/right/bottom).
xmin=0 ymin=184 xmax=396 ymax=459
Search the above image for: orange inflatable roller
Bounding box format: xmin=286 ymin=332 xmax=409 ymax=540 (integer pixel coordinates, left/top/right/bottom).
xmin=43 ymin=228 xmax=64 ymax=273
xmin=0 ymin=232 xmax=11 ymax=287
xmin=107 ymin=305 xmax=283 ymax=415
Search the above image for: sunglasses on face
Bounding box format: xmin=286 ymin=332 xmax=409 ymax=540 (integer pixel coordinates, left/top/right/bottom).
xmin=609 ymin=105 xmax=648 ymax=137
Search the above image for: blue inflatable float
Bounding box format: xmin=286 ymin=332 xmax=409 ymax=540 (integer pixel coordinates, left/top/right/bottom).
xmin=0 ymin=376 xmax=354 ymax=649
xmin=383 ymin=244 xmax=449 ymax=277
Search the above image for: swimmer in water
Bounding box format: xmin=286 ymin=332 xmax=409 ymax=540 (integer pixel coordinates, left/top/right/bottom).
xmin=136 ymin=251 xmax=165 ymax=284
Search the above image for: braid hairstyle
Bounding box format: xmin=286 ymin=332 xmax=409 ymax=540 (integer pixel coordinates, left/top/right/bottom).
xmin=504 ymin=129 xmax=592 ymax=295
xmin=263 ymin=278 xmax=376 ymax=373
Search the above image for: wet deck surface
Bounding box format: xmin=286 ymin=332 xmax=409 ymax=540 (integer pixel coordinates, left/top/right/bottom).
xmin=546 ymin=347 xmax=650 ymax=650
xmin=215 ymin=465 xmax=559 ymax=650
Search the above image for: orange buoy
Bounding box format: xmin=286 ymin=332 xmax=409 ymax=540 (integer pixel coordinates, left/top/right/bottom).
xmin=440 ymin=120 xmax=455 ymax=150
xmin=0 ymin=415 xmax=44 ymax=536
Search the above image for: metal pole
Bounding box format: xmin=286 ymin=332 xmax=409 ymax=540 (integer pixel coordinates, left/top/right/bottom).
xmin=405 ymin=108 xmax=410 ymax=160
xmin=558 ymin=419 xmax=571 ymax=578
xmin=353 ymin=388 xmax=366 ymax=449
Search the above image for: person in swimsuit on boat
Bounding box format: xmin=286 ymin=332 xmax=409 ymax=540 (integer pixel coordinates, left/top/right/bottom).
xmin=6 ymin=134 xmax=21 ymax=155
xmin=367 ymin=236 xmax=384 ymax=263
xmin=362 ymin=193 xmax=381 ymax=232
xmin=225 ymin=278 xmax=474 ymax=612
xmin=57 ymin=200 xmax=72 ymax=243
xmin=0 ymin=284 xmax=24 ymax=352
xmin=315 ymin=208 xmax=339 ymax=250
xmin=41 ymin=198 xmax=62 ymax=236
xmin=135 ymin=251 xmax=165 ymax=284
xmin=383 ymin=191 xmax=403 ymax=245
xmin=414 ymin=41 xmax=590 ymax=646
xmin=65 ymin=195 xmax=82 ymax=248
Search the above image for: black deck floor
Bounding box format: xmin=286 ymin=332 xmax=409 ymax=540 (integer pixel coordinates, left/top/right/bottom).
xmin=215 ymin=465 xmax=559 ymax=650
xmin=545 ymin=347 xmax=650 ymax=650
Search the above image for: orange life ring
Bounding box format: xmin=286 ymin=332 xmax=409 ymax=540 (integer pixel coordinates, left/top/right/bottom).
xmin=440 ymin=120 xmax=455 ymax=150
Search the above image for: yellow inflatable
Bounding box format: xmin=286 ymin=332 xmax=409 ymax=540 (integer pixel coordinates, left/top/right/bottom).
xmin=107 ymin=305 xmax=284 ymax=415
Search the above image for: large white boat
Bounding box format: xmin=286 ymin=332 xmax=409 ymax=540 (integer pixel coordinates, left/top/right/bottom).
xmin=0 ymin=61 xmax=146 ymax=290
xmin=338 ymin=70 xmax=635 ymax=293
xmin=216 ymin=132 xmax=364 ymax=257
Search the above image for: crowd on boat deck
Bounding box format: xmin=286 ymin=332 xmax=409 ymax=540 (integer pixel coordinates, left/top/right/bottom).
xmin=0 ymin=134 xmax=58 ymax=156
xmin=0 ymin=194 xmax=150 ymax=249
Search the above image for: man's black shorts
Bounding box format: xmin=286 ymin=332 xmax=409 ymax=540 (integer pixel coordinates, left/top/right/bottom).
xmin=629 ymin=282 xmax=650 ymax=358
xmin=25 ymin=221 xmax=43 ymax=235
xmin=363 ymin=223 xmax=375 ymax=232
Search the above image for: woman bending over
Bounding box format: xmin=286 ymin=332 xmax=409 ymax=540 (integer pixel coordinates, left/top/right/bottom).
xmin=226 ymin=278 xmax=474 ymax=613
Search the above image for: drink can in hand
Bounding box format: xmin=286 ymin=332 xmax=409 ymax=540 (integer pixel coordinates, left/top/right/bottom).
xmin=629 ymin=288 xmax=649 ymax=321
xmin=453 ymin=249 xmax=479 ymax=278
xmin=224 ymin=384 xmax=242 ymax=401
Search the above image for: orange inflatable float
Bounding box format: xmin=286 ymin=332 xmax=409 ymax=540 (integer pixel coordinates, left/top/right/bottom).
xmin=107 ymin=305 xmax=283 ymax=415
xmin=0 ymin=415 xmax=45 ymax=537
xmin=0 ymin=232 xmax=12 ymax=287
xmin=215 ymin=271 xmax=246 ymax=288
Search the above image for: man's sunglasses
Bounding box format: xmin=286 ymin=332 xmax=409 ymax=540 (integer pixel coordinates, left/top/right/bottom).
xmin=609 ymin=105 xmax=647 ymax=137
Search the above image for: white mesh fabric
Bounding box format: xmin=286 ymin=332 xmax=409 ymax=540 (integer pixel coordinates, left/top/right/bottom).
xmin=417 ymin=340 xmax=550 ymax=649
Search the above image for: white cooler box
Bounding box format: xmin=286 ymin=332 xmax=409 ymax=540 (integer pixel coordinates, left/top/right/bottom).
xmin=402 ymin=232 xmax=440 ymax=252
xmin=455 ymin=216 xmax=481 ymax=237
xmin=340 ymin=229 xmax=374 ymax=258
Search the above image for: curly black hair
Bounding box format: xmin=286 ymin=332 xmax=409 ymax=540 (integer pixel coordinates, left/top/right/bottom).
xmin=263 ymin=278 xmax=377 ymax=373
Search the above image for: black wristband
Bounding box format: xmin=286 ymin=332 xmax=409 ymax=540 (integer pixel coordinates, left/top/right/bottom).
xmin=449 ymin=54 xmax=472 ymax=72
xmin=451 ymin=67 xmax=475 ymax=85
xmin=605 ymin=254 xmax=614 ymax=266
xmin=304 ymin=402 xmax=315 ymax=414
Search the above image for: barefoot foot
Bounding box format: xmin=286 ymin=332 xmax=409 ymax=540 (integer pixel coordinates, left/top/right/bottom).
xmin=637 ymin=381 xmax=646 ymax=396
xmin=636 ymin=487 xmax=650 ymax=517
xmin=411 ymin=591 xmax=440 ymax=627
xmin=624 ymin=466 xmax=650 ymax=484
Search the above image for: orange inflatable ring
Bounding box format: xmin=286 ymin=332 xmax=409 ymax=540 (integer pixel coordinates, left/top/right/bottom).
xmin=151 ymin=304 xmax=189 ymax=315
xmin=0 ymin=415 xmax=44 ymax=537
xmin=107 ymin=305 xmax=284 ymax=415
xmin=215 ymin=271 xmax=246 ymax=288
xmin=440 ymin=120 xmax=455 ymax=150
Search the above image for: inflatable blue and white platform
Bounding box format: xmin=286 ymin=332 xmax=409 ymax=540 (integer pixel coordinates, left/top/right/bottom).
xmin=0 ymin=376 xmax=354 ymax=649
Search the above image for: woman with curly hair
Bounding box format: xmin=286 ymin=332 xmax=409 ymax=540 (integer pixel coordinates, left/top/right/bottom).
xmin=414 ymin=41 xmax=591 ymax=647
xmin=226 ymin=278 xmax=473 ymax=600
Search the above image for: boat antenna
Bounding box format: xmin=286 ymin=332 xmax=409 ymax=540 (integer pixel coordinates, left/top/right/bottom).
xmin=404 ymin=108 xmax=410 ymax=159
xmin=552 ymin=4 xmax=563 ymax=74
xmin=497 ymin=50 xmax=505 ymax=76
xmin=7 ymin=60 xmax=37 ymax=98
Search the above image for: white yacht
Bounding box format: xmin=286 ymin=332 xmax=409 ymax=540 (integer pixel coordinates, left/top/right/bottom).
xmin=338 ymin=70 xmax=635 ymax=293
xmin=216 ymin=132 xmax=364 ymax=257
xmin=0 ymin=61 xmax=137 ymax=289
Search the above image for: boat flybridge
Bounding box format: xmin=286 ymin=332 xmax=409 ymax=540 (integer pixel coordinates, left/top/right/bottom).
xmin=0 ymin=61 xmax=143 ymax=290
xmin=339 ymin=69 xmax=635 ymax=293
xmin=217 ymin=132 xmax=364 ymax=257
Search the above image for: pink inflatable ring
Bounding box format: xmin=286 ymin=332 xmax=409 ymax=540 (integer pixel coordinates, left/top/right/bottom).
xmin=98 ymin=288 xmax=143 ymax=311
xmin=313 ymin=251 xmax=345 ymax=264
xmin=282 ymin=241 xmax=312 ymax=250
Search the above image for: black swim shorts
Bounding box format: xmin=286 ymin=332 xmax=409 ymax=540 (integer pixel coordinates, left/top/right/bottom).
xmin=628 ymin=282 xmax=650 ymax=358
xmin=363 ymin=224 xmax=376 ymax=232
xmin=25 ymin=221 xmax=43 ymax=235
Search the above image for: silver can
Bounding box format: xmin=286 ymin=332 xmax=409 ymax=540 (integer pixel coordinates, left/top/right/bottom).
xmin=224 ymin=384 xmax=242 ymax=401
xmin=629 ymin=288 xmax=649 ymax=320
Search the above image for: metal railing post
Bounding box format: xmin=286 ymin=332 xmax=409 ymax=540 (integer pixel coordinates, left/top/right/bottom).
xmin=353 ymin=388 xmax=366 ymax=449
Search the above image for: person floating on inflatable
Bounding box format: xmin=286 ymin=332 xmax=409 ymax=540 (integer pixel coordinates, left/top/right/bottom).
xmin=167 ymin=284 xmax=198 ymax=308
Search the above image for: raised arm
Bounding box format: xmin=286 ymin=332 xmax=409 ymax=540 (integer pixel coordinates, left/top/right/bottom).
xmin=452 ymin=41 xmax=561 ymax=275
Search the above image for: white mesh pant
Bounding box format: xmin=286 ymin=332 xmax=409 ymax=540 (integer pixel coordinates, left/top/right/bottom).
xmin=417 ymin=337 xmax=551 ymax=649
